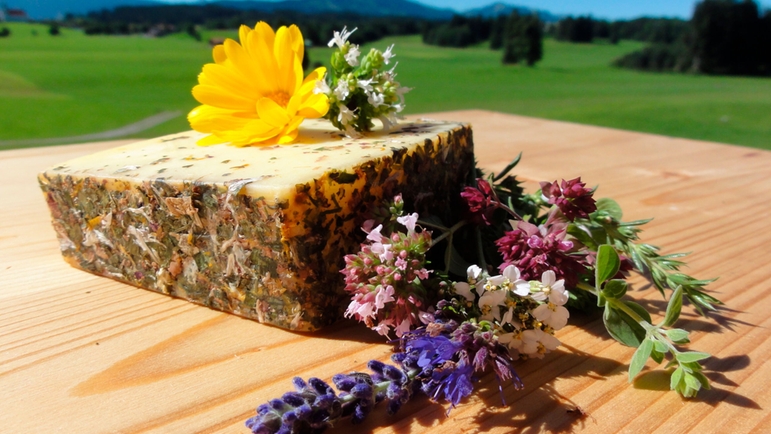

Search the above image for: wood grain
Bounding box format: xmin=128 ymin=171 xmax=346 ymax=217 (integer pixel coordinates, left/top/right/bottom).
xmin=1 ymin=111 xmax=768 ymax=433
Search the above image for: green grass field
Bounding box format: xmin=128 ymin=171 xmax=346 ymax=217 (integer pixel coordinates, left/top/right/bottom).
xmin=1 ymin=22 xmax=770 ymax=149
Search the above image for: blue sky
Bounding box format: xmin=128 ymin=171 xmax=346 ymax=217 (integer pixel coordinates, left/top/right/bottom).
xmin=418 ymin=0 xmax=771 ymax=19
xmin=155 ymin=0 xmax=771 ymax=20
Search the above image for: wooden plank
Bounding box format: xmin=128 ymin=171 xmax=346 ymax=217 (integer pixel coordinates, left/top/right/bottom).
xmin=1 ymin=111 xmax=768 ymax=433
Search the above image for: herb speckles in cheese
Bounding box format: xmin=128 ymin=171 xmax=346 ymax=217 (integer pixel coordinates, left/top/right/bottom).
xmin=39 ymin=119 xmax=474 ymax=331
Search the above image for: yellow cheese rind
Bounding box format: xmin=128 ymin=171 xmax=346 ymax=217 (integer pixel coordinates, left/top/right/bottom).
xmin=38 ymin=119 xmax=474 ymax=331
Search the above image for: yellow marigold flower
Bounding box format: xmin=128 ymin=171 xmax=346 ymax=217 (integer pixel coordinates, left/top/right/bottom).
xmin=188 ymin=22 xmax=329 ymax=146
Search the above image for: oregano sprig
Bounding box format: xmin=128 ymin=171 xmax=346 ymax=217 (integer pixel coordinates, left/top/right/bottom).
xmin=578 ymin=245 xmax=712 ymax=398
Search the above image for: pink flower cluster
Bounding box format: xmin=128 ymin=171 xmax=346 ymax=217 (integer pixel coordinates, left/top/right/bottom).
xmin=495 ymin=213 xmax=587 ymax=287
xmin=342 ymin=212 xmax=434 ymax=337
xmin=540 ymin=177 xmax=597 ymax=221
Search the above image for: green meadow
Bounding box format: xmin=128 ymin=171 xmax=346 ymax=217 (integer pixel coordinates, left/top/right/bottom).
xmin=1 ymin=22 xmax=770 ymax=149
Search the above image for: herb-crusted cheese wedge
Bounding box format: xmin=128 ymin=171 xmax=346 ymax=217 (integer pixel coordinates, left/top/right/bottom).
xmin=39 ymin=119 xmax=474 ymax=331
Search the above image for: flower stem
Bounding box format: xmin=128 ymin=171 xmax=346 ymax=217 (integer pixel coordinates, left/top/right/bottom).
xmin=495 ymin=201 xmax=523 ymax=221
xmin=575 ymin=282 xmax=654 ymax=333
xmin=431 ymin=220 xmax=468 ymax=246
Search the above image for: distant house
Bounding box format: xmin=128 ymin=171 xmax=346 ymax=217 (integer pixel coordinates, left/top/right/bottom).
xmin=1 ymin=5 xmax=29 ymax=22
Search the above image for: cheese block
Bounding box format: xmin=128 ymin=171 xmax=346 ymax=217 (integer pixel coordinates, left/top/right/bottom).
xmin=38 ymin=118 xmax=474 ymax=331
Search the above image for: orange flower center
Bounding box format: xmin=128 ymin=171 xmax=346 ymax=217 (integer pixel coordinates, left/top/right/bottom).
xmin=268 ymin=91 xmax=291 ymax=108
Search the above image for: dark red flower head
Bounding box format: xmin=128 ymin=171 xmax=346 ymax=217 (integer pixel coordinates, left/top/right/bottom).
xmin=461 ymin=178 xmax=497 ymax=225
xmin=540 ymin=177 xmax=596 ymax=221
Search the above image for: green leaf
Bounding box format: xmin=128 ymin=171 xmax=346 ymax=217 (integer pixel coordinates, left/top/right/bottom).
xmin=493 ymin=153 xmax=522 ymax=181
xmin=603 ymin=304 xmax=647 ymax=347
xmin=650 ymin=349 xmax=665 ymax=364
xmin=629 ymin=338 xmax=654 ymax=382
xmin=662 ymin=286 xmax=684 ymax=327
xmin=567 ymin=224 xmax=599 ymax=250
xmin=602 ymin=279 xmax=628 ymax=299
xmin=680 ymin=361 xmax=704 ymax=372
xmin=665 ymin=328 xmax=690 ymax=344
xmin=597 ymin=292 xmax=607 ymax=307
xmin=653 ymin=340 xmax=669 ymax=353
xmin=595 ymin=198 xmax=623 ymax=220
xmin=684 ymin=372 xmax=701 ymax=393
xmin=596 ymin=245 xmax=621 ymax=285
xmin=619 ymin=218 xmax=653 ymax=227
xmin=670 ymin=366 xmax=684 ymax=391
xmin=676 ymin=351 xmax=710 ymax=364
xmin=624 ymin=300 xmax=653 ymax=324
xmin=693 ymin=371 xmax=712 ymax=390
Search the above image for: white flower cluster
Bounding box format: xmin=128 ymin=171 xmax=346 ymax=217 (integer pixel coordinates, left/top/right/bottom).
xmin=317 ymin=27 xmax=411 ymax=137
xmin=454 ymin=265 xmax=570 ymax=359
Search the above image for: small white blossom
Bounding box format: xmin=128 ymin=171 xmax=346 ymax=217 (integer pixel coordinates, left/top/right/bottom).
xmin=368 ymin=91 xmax=385 ymax=107
xmin=313 ymin=75 xmax=331 ymax=95
xmin=454 ymin=281 xmax=475 ymax=302
xmin=395 ymin=86 xmax=411 ymax=107
xmin=334 ymin=80 xmax=350 ymax=100
xmin=487 ymin=265 xmax=530 ymax=297
xmin=532 ymin=302 xmax=570 ymax=330
xmin=454 ymin=264 xmax=487 ymax=302
xmin=383 ymin=62 xmax=398 ymax=82
xmin=396 ymin=212 xmax=418 ymax=234
xmin=530 ymin=270 xmax=566 ymax=302
xmin=345 ymin=45 xmax=361 ymax=66
xmin=328 ymin=26 xmax=357 ymax=48
xmin=338 ymin=104 xmax=355 ymax=126
xmin=383 ymin=44 xmax=395 ymax=64
xmin=520 ymin=328 xmax=561 ymax=359
xmin=378 ymin=113 xmax=398 ymax=131
xmin=501 ymin=306 xmax=522 ymax=329
xmin=357 ymin=78 xmax=374 ymax=93
xmin=478 ymin=288 xmax=506 ymax=321
xmin=499 ymin=329 xmax=522 ymax=351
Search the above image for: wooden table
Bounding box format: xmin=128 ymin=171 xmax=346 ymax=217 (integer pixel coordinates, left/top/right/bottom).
xmin=2 ymin=110 xmax=769 ymax=433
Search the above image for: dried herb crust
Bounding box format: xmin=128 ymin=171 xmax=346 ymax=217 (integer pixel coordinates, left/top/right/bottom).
xmin=39 ymin=125 xmax=474 ymax=331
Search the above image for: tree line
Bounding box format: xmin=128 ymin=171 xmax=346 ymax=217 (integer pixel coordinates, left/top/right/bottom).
xmin=614 ymin=0 xmax=771 ymax=76
xmin=64 ymin=5 xmax=422 ymax=47
xmin=421 ymin=13 xmax=543 ymax=66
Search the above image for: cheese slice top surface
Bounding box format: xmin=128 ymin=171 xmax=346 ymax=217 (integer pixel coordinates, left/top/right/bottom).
xmin=45 ymin=118 xmax=465 ymax=199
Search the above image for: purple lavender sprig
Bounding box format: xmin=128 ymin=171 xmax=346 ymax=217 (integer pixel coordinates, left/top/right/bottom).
xmin=246 ymin=314 xmax=521 ymax=434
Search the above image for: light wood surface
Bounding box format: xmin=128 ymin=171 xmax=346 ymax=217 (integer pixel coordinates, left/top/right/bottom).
xmin=1 ymin=110 xmax=769 ymax=433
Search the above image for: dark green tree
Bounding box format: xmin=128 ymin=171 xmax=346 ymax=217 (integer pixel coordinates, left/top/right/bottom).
xmin=556 ymin=16 xmax=594 ymax=42
xmin=0 ymin=27 xmax=10 ymax=38
xmin=186 ymin=23 xmax=201 ymax=41
xmin=502 ymin=13 xmax=543 ymax=66
xmin=489 ymin=15 xmax=506 ymax=50
xmin=49 ymin=23 xmax=61 ymax=36
xmin=690 ymin=0 xmax=764 ymax=75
